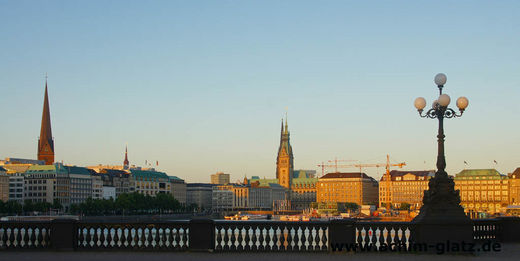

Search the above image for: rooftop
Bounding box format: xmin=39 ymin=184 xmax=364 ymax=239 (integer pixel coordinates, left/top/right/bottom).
xmin=384 ymin=170 xmax=435 ymax=181
xmin=65 ymin=166 xmax=92 ymax=175
xmin=26 ymin=164 xmax=68 ymax=174
xmin=187 ymin=183 xmax=215 ymax=188
xmin=511 ymin=168 xmax=520 ymax=178
xmin=320 ymin=172 xmax=371 ymax=180
xmin=168 ymin=176 xmax=185 ymax=182
xmin=130 ymin=169 xmax=169 ymax=180
xmin=455 ymin=169 xmax=505 ymax=178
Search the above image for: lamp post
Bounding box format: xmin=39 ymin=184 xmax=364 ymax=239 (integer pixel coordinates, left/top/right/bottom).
xmin=412 ymin=73 xmax=473 ymax=246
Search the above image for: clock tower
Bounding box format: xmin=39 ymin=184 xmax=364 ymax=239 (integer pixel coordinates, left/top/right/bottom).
xmin=276 ymin=117 xmax=293 ymax=189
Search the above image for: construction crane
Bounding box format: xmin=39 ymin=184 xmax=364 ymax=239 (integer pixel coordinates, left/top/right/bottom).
xmin=317 ymin=155 xmax=405 ymax=176
xmin=317 ymin=155 xmax=406 ymax=207
xmin=326 ymin=158 xmax=358 ymax=173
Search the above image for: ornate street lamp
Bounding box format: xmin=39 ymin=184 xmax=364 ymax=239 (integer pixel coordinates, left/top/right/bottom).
xmin=412 ymin=73 xmax=472 ymax=246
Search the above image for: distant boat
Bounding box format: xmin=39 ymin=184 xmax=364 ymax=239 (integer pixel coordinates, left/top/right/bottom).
xmin=224 ymin=213 xmax=266 ymax=220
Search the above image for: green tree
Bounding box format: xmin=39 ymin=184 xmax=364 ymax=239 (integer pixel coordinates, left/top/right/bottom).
xmin=399 ymin=203 xmax=411 ymax=211
xmin=344 ymin=202 xmax=359 ymax=212
xmin=52 ymin=199 xmax=63 ymax=210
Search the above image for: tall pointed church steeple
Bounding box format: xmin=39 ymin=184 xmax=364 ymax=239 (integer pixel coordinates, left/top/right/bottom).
xmin=284 ymin=113 xmax=289 ymax=135
xmin=276 ymin=113 xmax=293 ymax=188
xmin=280 ymin=118 xmax=284 ymax=141
xmin=38 ymin=79 xmax=55 ymax=165
xmin=123 ymin=145 xmax=129 ymax=169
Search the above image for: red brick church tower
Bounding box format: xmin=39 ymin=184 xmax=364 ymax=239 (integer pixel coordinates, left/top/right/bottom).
xmin=38 ymin=80 xmax=55 ymax=165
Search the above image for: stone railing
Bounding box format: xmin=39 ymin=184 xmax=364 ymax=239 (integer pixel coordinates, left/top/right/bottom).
xmin=1 ymin=217 xmax=519 ymax=251
xmin=76 ymin=221 xmax=190 ymax=250
xmin=354 ymin=221 xmax=414 ymax=248
xmin=214 ymin=220 xmax=329 ymax=251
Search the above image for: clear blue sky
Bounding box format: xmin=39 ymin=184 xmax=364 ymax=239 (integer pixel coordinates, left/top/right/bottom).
xmin=1 ymin=1 xmax=519 ymax=182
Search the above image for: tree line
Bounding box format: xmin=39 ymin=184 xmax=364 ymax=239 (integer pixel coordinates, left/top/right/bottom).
xmin=0 ymin=192 xmax=192 ymax=216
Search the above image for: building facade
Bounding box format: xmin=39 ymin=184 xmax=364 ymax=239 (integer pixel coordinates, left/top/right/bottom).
xmin=211 ymin=172 xmax=230 ymax=185
xmin=0 ymin=167 xmax=9 ymax=202
xmin=212 ymin=186 xmax=234 ymax=212
xmin=65 ymin=166 xmax=93 ymax=205
xmin=454 ymin=169 xmax=509 ymax=215
xmin=509 ymin=168 xmax=520 ymax=205
xmin=187 ymin=183 xmax=214 ymax=211
xmin=290 ymin=170 xmax=318 ymax=210
xmin=379 ymin=170 xmax=434 ymax=209
xmin=102 ymin=186 xmax=116 ymax=200
xmin=8 ymin=173 xmax=24 ymax=203
xmin=91 ymin=173 xmax=104 ymax=200
xmin=95 ymin=169 xmax=134 ymax=197
xmin=317 ymin=172 xmax=379 ymax=206
xmin=131 ymin=169 xmax=171 ymax=196
xmin=169 ymin=176 xmax=187 ymax=205
xmin=24 ymin=164 xmax=70 ymax=206
xmin=212 ymin=181 xmax=288 ymax=213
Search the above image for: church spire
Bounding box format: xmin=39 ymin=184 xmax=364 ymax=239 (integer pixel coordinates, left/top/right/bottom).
xmin=284 ymin=112 xmax=288 ymax=135
xmin=38 ymin=78 xmax=55 ymax=165
xmin=123 ymin=145 xmax=129 ymax=169
xmin=280 ymin=118 xmax=284 ymax=140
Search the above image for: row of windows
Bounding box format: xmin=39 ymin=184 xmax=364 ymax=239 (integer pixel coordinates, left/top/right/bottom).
xmin=461 ymin=191 xmax=508 ymax=195
xmin=26 ymin=180 xmax=48 ymax=184
xmin=462 ymin=203 xmax=503 ymax=208
xmin=456 ymin=180 xmax=507 ymax=184
xmin=25 ymin=192 xmax=47 ymax=197
xmin=461 ymin=197 xmax=508 ymax=201
xmin=457 ymin=186 xmax=508 ymax=190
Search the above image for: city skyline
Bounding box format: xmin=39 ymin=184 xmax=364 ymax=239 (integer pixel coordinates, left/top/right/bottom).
xmin=1 ymin=1 xmax=519 ymax=182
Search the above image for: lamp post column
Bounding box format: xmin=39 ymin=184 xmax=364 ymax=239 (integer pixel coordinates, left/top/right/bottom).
xmin=411 ymin=73 xmax=473 ymax=249
xmin=436 ymin=109 xmax=447 ymax=177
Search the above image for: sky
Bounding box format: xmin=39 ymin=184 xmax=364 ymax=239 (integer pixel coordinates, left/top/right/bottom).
xmin=1 ymin=1 xmax=519 ymax=183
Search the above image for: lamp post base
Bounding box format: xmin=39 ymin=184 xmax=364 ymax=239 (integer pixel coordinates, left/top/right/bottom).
xmin=412 ymin=174 xmax=473 ymax=250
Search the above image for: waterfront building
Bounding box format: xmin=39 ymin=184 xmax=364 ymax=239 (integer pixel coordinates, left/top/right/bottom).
xmin=96 ymin=169 xmax=134 ymax=197
xmin=379 ymin=170 xmax=434 ymax=209
xmin=317 ymin=172 xmax=379 ymax=206
xmin=187 ymin=183 xmax=215 ymax=211
xmin=509 ymin=168 xmax=520 ymax=205
xmin=37 ymin=81 xmax=55 ymax=165
xmin=8 ymin=173 xmax=24 ymax=203
xmin=102 ymin=186 xmax=116 ymax=200
xmin=24 ymin=164 xmax=70 ymax=206
xmin=91 ymin=173 xmax=104 ymax=199
xmin=212 ymin=186 xmax=233 ymax=212
xmin=213 ymin=179 xmax=288 ymax=212
xmin=0 ymin=167 xmax=9 ymax=202
xmin=454 ymin=169 xmax=509 ymax=215
xmin=65 ymin=166 xmax=93 ymax=204
xmin=290 ymin=170 xmax=318 ymax=210
xmin=169 ymin=176 xmax=187 ymax=205
xmin=211 ymin=172 xmax=230 ymax=185
xmin=131 ymin=169 xmax=171 ymax=196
